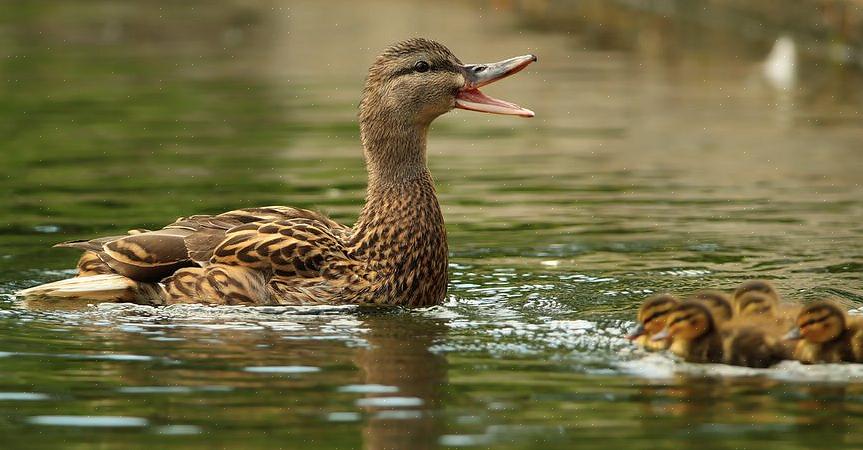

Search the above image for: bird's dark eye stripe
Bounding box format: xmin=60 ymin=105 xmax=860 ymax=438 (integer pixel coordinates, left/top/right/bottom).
xmin=740 ymin=298 xmax=766 ymax=309
xmin=801 ymin=314 xmax=831 ymax=328
xmin=391 ymin=66 xmax=417 ymax=78
xmin=670 ymin=313 xmax=695 ymax=326
xmin=390 ymin=61 xmax=460 ymax=79
xmin=643 ymin=309 xmax=671 ymax=325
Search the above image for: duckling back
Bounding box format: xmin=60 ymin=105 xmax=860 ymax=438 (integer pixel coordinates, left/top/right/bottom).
xmin=720 ymin=325 xmax=788 ymax=368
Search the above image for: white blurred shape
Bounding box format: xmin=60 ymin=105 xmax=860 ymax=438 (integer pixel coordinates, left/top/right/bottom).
xmin=763 ymin=35 xmax=797 ymax=91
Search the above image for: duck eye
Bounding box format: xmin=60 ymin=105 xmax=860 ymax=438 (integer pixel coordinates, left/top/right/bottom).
xmin=414 ymin=61 xmax=430 ymax=73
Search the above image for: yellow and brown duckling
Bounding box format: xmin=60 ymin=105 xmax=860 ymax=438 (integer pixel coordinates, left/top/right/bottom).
xmin=688 ymin=290 xmax=734 ymax=324
xmin=733 ymin=280 xmax=779 ymax=309
xmin=652 ymin=300 xmax=788 ymax=368
xmin=734 ymin=291 xmax=779 ymax=318
xmin=784 ymin=301 xmax=863 ymax=364
xmin=17 ymin=38 xmax=537 ymax=307
xmin=628 ymin=294 xmax=680 ymax=351
xmin=734 ymin=282 xmax=799 ymax=329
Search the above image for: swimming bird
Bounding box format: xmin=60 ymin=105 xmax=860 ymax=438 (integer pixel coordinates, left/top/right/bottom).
xmin=734 ymin=282 xmax=799 ymax=329
xmin=652 ymin=301 xmax=787 ymax=368
xmin=734 ymin=291 xmax=779 ymax=318
xmin=784 ymin=301 xmax=863 ymax=364
xmin=688 ymin=290 xmax=734 ymax=324
xmin=732 ymin=280 xmax=780 ymax=309
xmin=17 ymin=38 xmax=537 ymax=307
xmin=628 ymin=294 xmax=679 ymax=351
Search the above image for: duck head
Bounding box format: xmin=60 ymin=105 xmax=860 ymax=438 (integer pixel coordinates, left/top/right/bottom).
xmin=361 ymin=38 xmax=535 ymax=127
xmin=784 ymin=301 xmax=846 ymax=343
xmin=734 ymin=291 xmax=778 ymax=317
xmin=651 ymin=301 xmax=715 ymax=342
xmin=689 ymin=290 xmax=734 ymax=322
xmin=733 ymin=280 xmax=779 ymax=303
xmin=628 ymin=293 xmax=679 ymax=341
xmin=359 ymin=38 xmax=536 ymax=181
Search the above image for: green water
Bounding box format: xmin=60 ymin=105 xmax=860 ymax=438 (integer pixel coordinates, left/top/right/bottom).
xmin=1 ymin=1 xmax=862 ymax=448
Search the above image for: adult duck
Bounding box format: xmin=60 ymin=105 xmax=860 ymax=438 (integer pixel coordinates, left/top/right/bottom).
xmin=18 ymin=38 xmax=537 ymax=307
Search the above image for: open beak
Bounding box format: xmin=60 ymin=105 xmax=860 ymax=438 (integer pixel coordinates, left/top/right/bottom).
xmin=650 ymin=329 xmax=670 ymax=342
xmin=627 ymin=324 xmax=646 ymax=341
xmin=456 ymin=54 xmax=536 ymax=118
xmin=782 ymin=327 xmax=802 ymax=341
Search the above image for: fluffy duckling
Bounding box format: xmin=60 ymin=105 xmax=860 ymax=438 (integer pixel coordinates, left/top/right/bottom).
xmin=652 ymin=301 xmax=787 ymax=368
xmin=735 ymin=289 xmax=799 ymax=331
xmin=735 ymin=291 xmax=778 ymax=318
xmin=627 ymin=294 xmax=679 ymax=351
xmin=784 ymin=301 xmax=863 ymax=364
xmin=733 ymin=280 xmax=779 ymax=307
xmin=689 ymin=290 xmax=734 ymax=324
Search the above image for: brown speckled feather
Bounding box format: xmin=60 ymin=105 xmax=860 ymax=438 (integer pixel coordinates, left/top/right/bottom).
xmin=76 ymin=251 xmax=113 ymax=276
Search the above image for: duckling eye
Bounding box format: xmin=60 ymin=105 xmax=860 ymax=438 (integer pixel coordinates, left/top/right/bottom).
xmin=414 ymin=61 xmax=430 ymax=73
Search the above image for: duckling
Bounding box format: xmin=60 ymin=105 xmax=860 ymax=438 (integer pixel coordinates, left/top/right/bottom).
xmin=784 ymin=301 xmax=863 ymax=364
xmin=627 ymin=294 xmax=679 ymax=351
xmin=652 ymin=301 xmax=787 ymax=368
xmin=688 ymin=290 xmax=734 ymax=324
xmin=17 ymin=39 xmax=537 ymax=307
xmin=735 ymin=289 xmax=800 ymax=330
xmin=733 ymin=280 xmax=780 ymax=306
xmin=651 ymin=301 xmax=723 ymax=364
xmin=735 ymin=291 xmax=778 ymax=318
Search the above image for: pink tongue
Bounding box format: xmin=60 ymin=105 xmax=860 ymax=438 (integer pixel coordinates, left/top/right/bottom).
xmin=455 ymin=88 xmax=535 ymax=117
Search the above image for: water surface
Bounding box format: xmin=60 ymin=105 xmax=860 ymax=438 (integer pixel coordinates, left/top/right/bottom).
xmin=1 ymin=1 xmax=862 ymax=448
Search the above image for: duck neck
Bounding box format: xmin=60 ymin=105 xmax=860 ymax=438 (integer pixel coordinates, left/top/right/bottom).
xmin=362 ymin=116 xmax=429 ymax=185
xmin=351 ymin=117 xmax=448 ymax=306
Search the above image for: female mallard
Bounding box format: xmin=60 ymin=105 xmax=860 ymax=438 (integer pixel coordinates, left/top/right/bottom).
xmin=784 ymin=301 xmax=863 ymax=364
xmin=18 ymin=38 xmax=536 ymax=307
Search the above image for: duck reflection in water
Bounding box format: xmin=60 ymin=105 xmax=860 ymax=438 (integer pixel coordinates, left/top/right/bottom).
xmin=355 ymin=313 xmax=448 ymax=450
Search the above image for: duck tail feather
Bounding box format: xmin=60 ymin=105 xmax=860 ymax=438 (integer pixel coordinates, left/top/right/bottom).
xmin=16 ymin=274 xmax=165 ymax=305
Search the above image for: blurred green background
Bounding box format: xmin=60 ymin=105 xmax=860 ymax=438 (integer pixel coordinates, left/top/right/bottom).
xmin=0 ymin=1 xmax=862 ymax=449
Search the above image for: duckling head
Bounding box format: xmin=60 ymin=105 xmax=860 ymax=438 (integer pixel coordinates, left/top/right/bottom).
xmin=785 ymin=301 xmax=846 ymax=344
xmin=735 ymin=291 xmax=778 ymax=317
xmin=689 ymin=290 xmax=733 ymax=322
xmin=733 ymin=280 xmax=779 ymax=303
xmin=651 ymin=301 xmax=715 ymax=342
xmin=628 ymin=293 xmax=679 ymax=341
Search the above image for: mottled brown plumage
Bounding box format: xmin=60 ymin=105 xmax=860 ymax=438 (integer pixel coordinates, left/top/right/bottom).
xmin=18 ymin=38 xmax=536 ymax=307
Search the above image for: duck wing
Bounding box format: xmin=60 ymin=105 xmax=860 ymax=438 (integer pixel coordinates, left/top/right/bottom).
xmin=164 ymin=215 xmax=360 ymax=305
xmin=174 ymin=206 xmax=349 ymax=265
xmin=55 ymin=206 xmax=349 ymax=284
